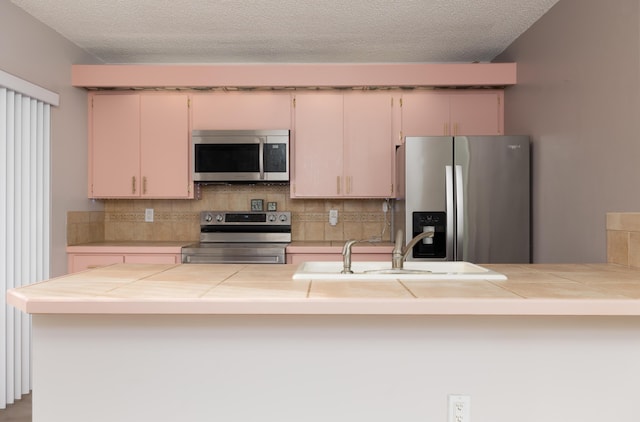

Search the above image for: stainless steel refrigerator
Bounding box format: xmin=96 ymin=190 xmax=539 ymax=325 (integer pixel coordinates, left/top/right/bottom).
xmin=394 ymin=136 xmax=530 ymax=263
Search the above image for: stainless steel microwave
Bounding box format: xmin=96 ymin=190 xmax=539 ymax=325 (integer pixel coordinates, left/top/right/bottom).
xmin=192 ymin=130 xmax=289 ymax=182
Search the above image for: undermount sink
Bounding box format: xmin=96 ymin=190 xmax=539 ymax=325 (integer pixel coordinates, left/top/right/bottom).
xmin=292 ymin=261 xmax=507 ymax=280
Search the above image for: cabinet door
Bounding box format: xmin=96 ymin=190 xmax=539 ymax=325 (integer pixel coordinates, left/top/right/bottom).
xmin=124 ymin=254 xmax=179 ymax=264
xmin=90 ymin=94 xmax=140 ymax=197
xmin=449 ymin=92 xmax=503 ymax=135
xmin=68 ymin=254 xmax=124 ymax=273
xmin=291 ymin=93 xmax=344 ymax=197
xmin=344 ymin=92 xmax=394 ymax=197
xmin=192 ymin=92 xmax=292 ymax=130
xmin=401 ymin=92 xmax=450 ymax=137
xmin=140 ymin=94 xmax=191 ymax=198
xmin=286 ymin=252 xmax=392 ymax=265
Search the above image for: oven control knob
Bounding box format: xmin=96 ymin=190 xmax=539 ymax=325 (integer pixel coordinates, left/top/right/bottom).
xmin=267 ymin=214 xmax=277 ymax=222
xmin=215 ymin=214 xmax=224 ymax=222
xmin=279 ymin=214 xmax=288 ymax=222
xmin=204 ymin=213 xmax=213 ymax=222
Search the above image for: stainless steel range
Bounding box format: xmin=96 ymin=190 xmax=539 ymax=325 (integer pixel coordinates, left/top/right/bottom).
xmin=181 ymin=211 xmax=291 ymax=264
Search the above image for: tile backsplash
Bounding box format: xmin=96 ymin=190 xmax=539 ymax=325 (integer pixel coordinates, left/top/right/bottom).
xmin=67 ymin=184 xmax=392 ymax=245
xmin=606 ymin=213 xmax=640 ymax=267
xmin=67 ymin=211 xmax=106 ymax=245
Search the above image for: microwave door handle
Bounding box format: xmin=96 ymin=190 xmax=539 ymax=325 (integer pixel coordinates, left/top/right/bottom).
xmin=258 ymin=137 xmax=265 ymax=179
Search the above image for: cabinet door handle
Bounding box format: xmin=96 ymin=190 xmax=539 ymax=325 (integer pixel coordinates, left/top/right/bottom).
xmin=347 ymin=176 xmax=352 ymax=194
xmin=132 ymin=176 xmax=136 ymax=194
xmin=337 ymin=176 xmax=341 ymax=195
xmin=143 ymin=176 xmax=147 ymax=195
xmin=444 ymin=122 xmax=449 ymax=136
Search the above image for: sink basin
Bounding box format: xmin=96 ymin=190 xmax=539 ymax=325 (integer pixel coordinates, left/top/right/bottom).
xmin=292 ymin=261 xmax=506 ymax=280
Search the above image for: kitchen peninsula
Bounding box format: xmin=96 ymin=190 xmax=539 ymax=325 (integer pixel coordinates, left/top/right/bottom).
xmin=8 ymin=262 xmax=640 ymax=421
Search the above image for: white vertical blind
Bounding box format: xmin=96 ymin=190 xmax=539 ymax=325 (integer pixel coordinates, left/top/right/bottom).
xmin=0 ymin=83 xmax=52 ymax=408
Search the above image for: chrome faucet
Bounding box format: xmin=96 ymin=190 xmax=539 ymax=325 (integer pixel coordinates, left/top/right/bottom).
xmin=391 ymin=229 xmax=435 ymax=269
xmin=341 ymin=239 xmax=372 ymax=274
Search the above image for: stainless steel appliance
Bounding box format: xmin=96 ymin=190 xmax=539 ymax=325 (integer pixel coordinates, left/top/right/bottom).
xmin=394 ymin=136 xmax=530 ymax=263
xmin=192 ymin=130 xmax=289 ymax=182
xmin=181 ymin=211 xmax=291 ymax=264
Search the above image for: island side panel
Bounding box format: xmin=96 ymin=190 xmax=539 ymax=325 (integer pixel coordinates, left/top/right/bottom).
xmin=32 ymin=314 xmax=640 ymax=422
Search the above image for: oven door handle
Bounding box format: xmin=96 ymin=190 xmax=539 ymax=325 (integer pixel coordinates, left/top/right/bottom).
xmin=183 ymin=255 xmax=284 ymax=264
xmin=258 ymin=137 xmax=265 ymax=180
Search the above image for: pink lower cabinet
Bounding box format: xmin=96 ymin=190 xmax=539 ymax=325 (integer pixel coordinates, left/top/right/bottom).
xmin=66 ymin=245 xmax=185 ymax=273
xmin=286 ymin=244 xmax=393 ymax=265
xmin=67 ymin=253 xmax=181 ymax=273
xmin=68 ymin=254 xmax=125 ymax=272
xmin=287 ymin=253 xmax=392 ymax=265
xmin=124 ymin=254 xmax=180 ymax=265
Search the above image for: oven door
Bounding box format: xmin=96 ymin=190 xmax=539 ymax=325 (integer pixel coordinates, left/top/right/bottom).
xmin=182 ymin=243 xmax=287 ymax=264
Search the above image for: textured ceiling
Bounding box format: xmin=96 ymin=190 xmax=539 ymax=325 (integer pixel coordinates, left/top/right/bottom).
xmin=10 ymin=0 xmax=559 ymax=64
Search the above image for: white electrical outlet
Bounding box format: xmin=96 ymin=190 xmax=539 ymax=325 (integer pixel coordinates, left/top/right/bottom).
xmin=382 ymin=201 xmax=388 ymax=213
xmin=145 ymin=208 xmax=154 ymax=222
xmin=329 ymin=209 xmax=338 ymax=226
xmin=448 ymin=395 xmax=471 ymax=422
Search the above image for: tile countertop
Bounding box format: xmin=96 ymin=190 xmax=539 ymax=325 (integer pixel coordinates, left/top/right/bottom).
xmin=66 ymin=241 xmax=394 ymax=254
xmin=66 ymin=241 xmax=193 ymax=254
xmin=8 ymin=263 xmax=640 ymax=316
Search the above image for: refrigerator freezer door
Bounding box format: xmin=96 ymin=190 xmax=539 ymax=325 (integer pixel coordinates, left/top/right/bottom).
xmin=455 ymin=165 xmax=465 ymax=260
xmin=454 ymin=136 xmax=530 ymax=263
xmin=404 ymin=137 xmax=454 ymax=260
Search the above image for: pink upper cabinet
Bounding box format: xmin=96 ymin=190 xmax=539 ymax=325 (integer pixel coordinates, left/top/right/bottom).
xmin=291 ymin=92 xmax=394 ymax=198
xmin=191 ymin=92 xmax=292 ymax=130
xmin=89 ymin=92 xmax=192 ymax=199
xmin=400 ymin=90 xmax=504 ymax=140
xmin=401 ymin=92 xmax=451 ymax=138
xmin=449 ymin=92 xmax=503 ymax=136
xmin=291 ymin=93 xmax=344 ymax=197
xmin=90 ymin=94 xmax=141 ymax=197
xmin=343 ymin=92 xmax=394 ymax=198
xmin=140 ymin=94 xmax=190 ymax=198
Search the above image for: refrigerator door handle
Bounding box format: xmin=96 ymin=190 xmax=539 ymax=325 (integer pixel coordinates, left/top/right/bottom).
xmin=445 ymin=165 xmax=455 ymax=260
xmin=455 ymin=165 xmax=464 ymax=261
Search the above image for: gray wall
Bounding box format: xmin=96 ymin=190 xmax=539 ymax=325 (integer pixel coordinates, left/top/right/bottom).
xmin=495 ymin=0 xmax=640 ymax=262
xmin=0 ymin=2 xmax=101 ymax=276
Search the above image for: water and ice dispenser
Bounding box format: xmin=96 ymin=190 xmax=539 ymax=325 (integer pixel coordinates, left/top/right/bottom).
xmin=411 ymin=212 xmax=447 ymax=259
